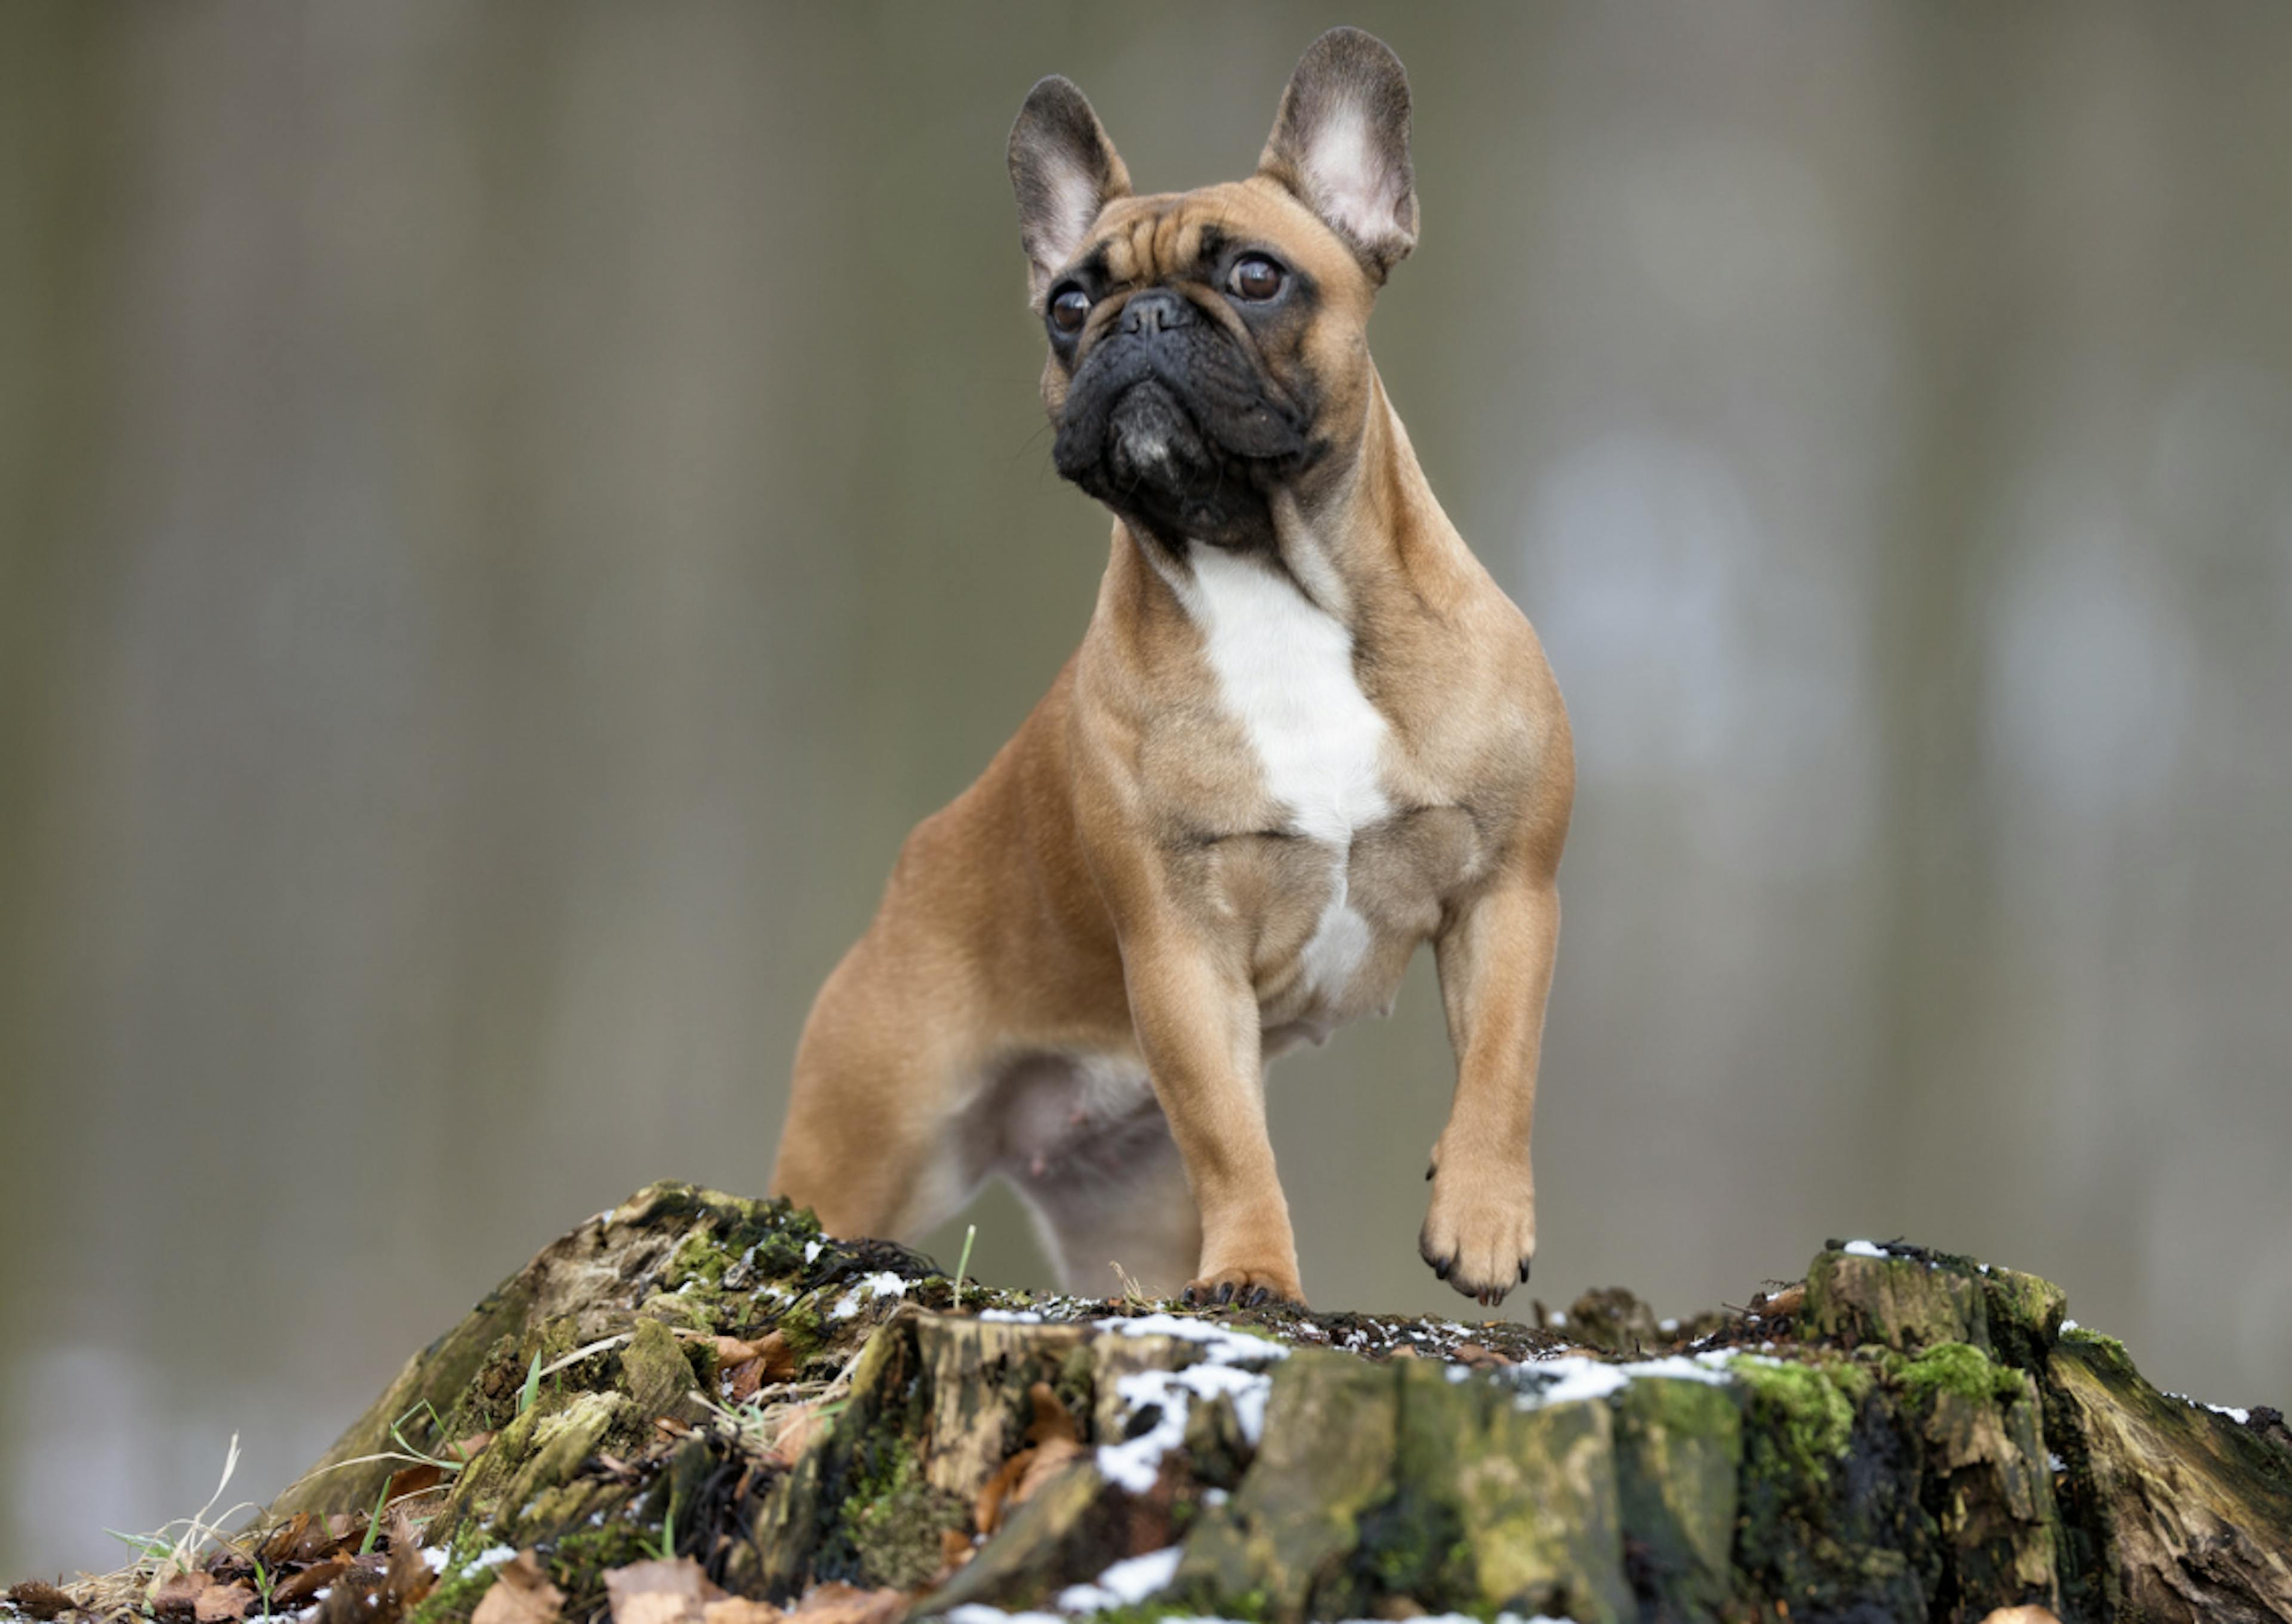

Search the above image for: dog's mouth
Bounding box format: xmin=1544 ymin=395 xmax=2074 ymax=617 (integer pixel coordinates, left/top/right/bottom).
xmin=1051 ymin=329 xmax=1310 ymax=551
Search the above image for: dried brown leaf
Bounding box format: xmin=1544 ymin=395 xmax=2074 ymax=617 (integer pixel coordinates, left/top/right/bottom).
xmin=700 ymin=1601 xmax=784 ymax=1624
xmin=726 ymin=1358 xmax=765 ymax=1404
xmin=750 ymin=1330 xmax=797 ymax=1382
xmin=380 ymin=1515 xmax=434 ymax=1617
xmin=772 ymin=1402 xmax=825 ymax=1465
xmin=274 ymin=1561 xmax=349 ymax=1607
xmin=150 ymin=1571 xmax=212 ymax=1619
xmin=972 ymin=1447 xmax=1033 ymax=1536
xmin=1761 ymin=1284 xmax=1807 ymax=1320
xmin=603 ymin=1557 xmax=725 ymax=1624
xmin=384 ymin=1462 xmax=445 ymax=1503
xmin=311 ymin=1573 xmax=381 ymax=1624
xmin=7 ymin=1582 xmax=76 ymax=1621
xmin=1013 ymin=1436 xmax=1085 ymax=1504
xmin=1021 ymin=1382 xmax=1078 ymax=1447
xmin=934 ymin=1527 xmax=977 ymax=1580
xmin=255 ymin=1515 xmax=311 ymax=1568
xmin=782 ymin=1583 xmax=905 ymax=1624
xmin=195 ymin=1582 xmax=255 ymax=1623
xmin=469 ymin=1554 xmax=563 ymax=1624
xmin=974 ymin=1387 xmax=1089 ymax=1537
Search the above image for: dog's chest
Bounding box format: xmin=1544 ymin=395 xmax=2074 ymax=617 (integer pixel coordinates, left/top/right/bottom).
xmin=1174 ymin=550 xmax=1429 ymax=1024
xmin=1181 ymin=550 xmax=1393 ymax=843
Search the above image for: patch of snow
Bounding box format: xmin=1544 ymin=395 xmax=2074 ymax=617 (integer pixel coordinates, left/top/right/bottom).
xmin=1658 ymin=1318 xmax=1678 ymax=1333
xmin=1098 ymin=1363 xmax=1276 ymax=1493
xmin=1093 ymin=1314 xmax=1290 ymax=1366
xmin=1546 ymin=1310 xmax=1567 ymax=1328
xmin=422 ymin=1549 xmax=451 ymax=1574
xmin=1612 ymin=1355 xmax=1733 ymax=1386
xmin=594 ymin=1211 xmax=614 ymax=1228
xmin=1842 ymin=1239 xmax=1887 ymax=1258
xmin=1202 ymin=1486 xmax=1230 ymax=1506
xmin=2048 ymin=1453 xmax=2066 ymax=1472
xmin=1514 ymin=1358 xmax=1629 ymax=1408
xmin=2061 ymin=1318 xmax=2080 ymax=1332
xmin=1501 ymin=1351 xmax=1735 ymax=1412
xmin=803 ymin=1240 xmax=824 ymax=1264
xmin=945 ymin=1609 xmax=1064 ymax=1624
xmin=831 ymin=1271 xmax=910 ymax=1320
xmin=1056 ymin=1547 xmax=1182 ymax=1612
xmin=468 ymin=1546 xmax=519 ymax=1570
xmin=1445 ymin=1364 xmax=1471 ymax=1383
xmin=978 ymin=1309 xmax=1045 ymax=1323
xmin=2171 ymin=1391 xmax=2253 ymax=1425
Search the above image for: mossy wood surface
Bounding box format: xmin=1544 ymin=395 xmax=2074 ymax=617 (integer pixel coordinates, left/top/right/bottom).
xmin=66 ymin=1186 xmax=2292 ymax=1624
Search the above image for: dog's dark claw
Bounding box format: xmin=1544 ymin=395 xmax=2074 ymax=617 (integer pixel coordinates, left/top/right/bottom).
xmin=1520 ymin=1258 xmax=1532 ymax=1282
xmin=1425 ymin=1163 xmax=1436 ymax=1181
xmin=1432 ymin=1254 xmax=1452 ymax=1281
xmin=1244 ymin=1285 xmax=1270 ymax=1308
xmin=1215 ymin=1282 xmax=1236 ymax=1305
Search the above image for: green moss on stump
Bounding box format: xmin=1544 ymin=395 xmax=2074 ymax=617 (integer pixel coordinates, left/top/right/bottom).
xmin=1896 ymin=1341 xmax=2029 ymax=1409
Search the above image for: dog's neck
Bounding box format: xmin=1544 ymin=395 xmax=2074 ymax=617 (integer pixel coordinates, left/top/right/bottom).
xmin=1111 ymin=369 xmax=1468 ymax=638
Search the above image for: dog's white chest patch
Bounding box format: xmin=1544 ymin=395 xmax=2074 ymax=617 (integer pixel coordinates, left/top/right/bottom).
xmin=1178 ymin=549 xmax=1391 ymax=1005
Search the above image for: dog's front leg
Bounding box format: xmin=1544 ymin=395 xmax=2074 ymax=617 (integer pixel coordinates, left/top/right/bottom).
xmin=1421 ymin=861 xmax=1563 ymax=1306
xmin=1122 ymin=930 xmax=1303 ymax=1306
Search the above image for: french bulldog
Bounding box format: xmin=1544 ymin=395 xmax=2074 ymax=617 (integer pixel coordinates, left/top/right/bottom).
xmin=771 ymin=27 xmax=1572 ymax=1309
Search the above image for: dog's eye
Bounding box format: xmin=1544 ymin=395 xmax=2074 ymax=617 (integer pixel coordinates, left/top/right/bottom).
xmin=1049 ymin=286 xmax=1092 ymax=334
xmin=1228 ymin=255 xmax=1286 ymax=301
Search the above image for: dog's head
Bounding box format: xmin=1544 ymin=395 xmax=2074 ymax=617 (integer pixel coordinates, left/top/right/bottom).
xmin=1009 ymin=28 xmax=1416 ymax=553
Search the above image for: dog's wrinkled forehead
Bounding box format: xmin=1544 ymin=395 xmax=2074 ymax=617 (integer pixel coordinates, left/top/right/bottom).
xmin=1072 ymin=181 xmax=1368 ymax=307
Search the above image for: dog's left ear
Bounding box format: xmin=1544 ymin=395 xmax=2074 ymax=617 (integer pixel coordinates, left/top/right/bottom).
xmin=1259 ymin=27 xmax=1416 ymax=282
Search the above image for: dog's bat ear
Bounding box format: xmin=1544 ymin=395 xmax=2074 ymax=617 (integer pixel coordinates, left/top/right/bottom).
xmin=1009 ymin=76 xmax=1132 ymax=306
xmin=1259 ymin=27 xmax=1417 ymax=282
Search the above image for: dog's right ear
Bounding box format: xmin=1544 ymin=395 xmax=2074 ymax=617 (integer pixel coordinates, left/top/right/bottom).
xmin=1009 ymin=76 xmax=1131 ymax=306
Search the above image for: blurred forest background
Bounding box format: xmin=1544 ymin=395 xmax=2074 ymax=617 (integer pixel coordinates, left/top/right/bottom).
xmin=7 ymin=0 xmax=2292 ymax=1580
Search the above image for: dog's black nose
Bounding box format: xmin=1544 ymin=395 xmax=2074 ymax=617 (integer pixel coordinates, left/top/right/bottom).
xmin=1121 ymin=289 xmax=1194 ymax=335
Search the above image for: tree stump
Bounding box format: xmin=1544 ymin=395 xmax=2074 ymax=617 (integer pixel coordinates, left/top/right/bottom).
xmin=60 ymin=1184 xmax=2292 ymax=1624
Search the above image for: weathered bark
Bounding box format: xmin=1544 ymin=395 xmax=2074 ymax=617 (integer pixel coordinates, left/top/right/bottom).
xmin=133 ymin=1186 xmax=2292 ymax=1623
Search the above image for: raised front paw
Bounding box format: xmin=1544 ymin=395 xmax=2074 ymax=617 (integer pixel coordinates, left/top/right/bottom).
xmin=1183 ymin=1263 xmax=1307 ymax=1310
xmin=1419 ymin=1161 xmax=1536 ymax=1308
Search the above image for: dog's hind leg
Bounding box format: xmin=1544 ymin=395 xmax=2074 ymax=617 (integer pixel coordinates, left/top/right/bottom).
xmin=769 ymin=950 xmax=989 ymax=1246
xmin=1000 ymin=1079 xmax=1203 ymax=1299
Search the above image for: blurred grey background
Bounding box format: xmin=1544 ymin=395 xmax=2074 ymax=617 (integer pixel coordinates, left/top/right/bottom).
xmin=7 ymin=0 xmax=2292 ymax=1579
